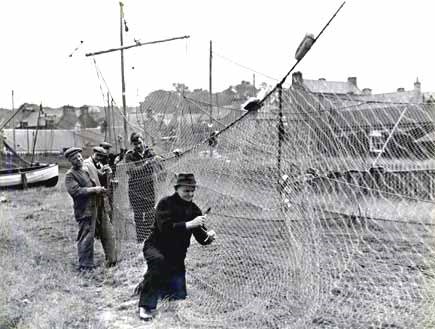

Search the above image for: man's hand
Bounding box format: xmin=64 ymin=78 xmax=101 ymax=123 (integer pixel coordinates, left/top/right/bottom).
xmin=102 ymin=164 xmax=112 ymax=174
xmin=186 ymin=215 xmax=206 ymax=229
xmin=205 ymin=229 xmax=216 ymax=243
xmin=95 ymin=186 xmax=107 ymax=194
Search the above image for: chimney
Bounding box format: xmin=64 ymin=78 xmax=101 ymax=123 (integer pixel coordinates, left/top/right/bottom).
xmin=318 ymin=78 xmax=326 ymax=81
xmin=347 ymin=77 xmax=357 ymax=87
xmin=362 ymin=88 xmax=372 ymax=95
xmin=414 ymin=77 xmax=421 ymax=92
xmin=397 ymin=87 xmax=405 ymax=92
xmin=292 ymin=71 xmax=303 ymax=86
xmin=62 ymin=105 xmax=75 ymax=114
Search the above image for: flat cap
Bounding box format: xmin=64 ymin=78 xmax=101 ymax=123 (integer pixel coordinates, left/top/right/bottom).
xmin=100 ymin=141 xmax=112 ymax=150
xmin=64 ymin=147 xmax=82 ymax=159
xmin=93 ymin=146 xmax=107 ymax=157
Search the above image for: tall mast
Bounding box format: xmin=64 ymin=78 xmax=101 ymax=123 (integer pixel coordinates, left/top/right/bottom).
xmin=120 ymin=1 xmax=128 ymax=149
xmin=30 ymin=104 xmax=42 ymax=165
xmin=85 ymin=3 xmax=190 ymax=151
xmin=12 ymin=90 xmax=15 ymax=149
xmin=208 ymin=40 xmax=214 ymax=157
xmin=209 ymin=40 xmax=213 ymax=127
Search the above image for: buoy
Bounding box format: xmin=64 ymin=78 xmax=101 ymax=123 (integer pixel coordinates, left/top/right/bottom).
xmin=295 ymin=34 xmax=315 ymax=61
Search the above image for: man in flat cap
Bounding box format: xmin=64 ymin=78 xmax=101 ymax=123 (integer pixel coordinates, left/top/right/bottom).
xmin=100 ymin=141 xmax=126 ymax=173
xmin=86 ymin=146 xmax=112 ymax=188
xmin=136 ymin=173 xmax=216 ymax=321
xmin=99 ymin=142 xmax=118 ymax=219
xmin=100 ymin=142 xmax=114 ymax=169
xmin=125 ymin=132 xmax=163 ymax=243
xmin=64 ymin=147 xmax=117 ymax=271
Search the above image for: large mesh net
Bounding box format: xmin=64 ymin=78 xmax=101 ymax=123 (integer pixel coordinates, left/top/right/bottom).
xmin=112 ymin=76 xmax=435 ymax=328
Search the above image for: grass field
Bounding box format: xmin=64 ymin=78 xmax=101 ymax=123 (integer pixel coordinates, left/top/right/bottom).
xmin=2 ymin=170 xmax=435 ymax=329
xmin=0 ymin=172 xmax=190 ymax=329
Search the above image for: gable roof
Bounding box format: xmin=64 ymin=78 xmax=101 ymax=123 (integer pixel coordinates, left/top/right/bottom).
xmin=331 ymin=103 xmax=434 ymax=129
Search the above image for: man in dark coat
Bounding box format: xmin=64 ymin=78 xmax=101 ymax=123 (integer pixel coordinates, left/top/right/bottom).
xmin=137 ymin=173 xmax=216 ymax=321
xmin=125 ymin=132 xmax=162 ymax=242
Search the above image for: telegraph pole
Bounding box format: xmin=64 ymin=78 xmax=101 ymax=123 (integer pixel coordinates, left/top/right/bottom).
xmin=119 ymin=1 xmax=128 ymax=148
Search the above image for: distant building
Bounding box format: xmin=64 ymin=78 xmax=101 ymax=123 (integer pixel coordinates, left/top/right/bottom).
xmin=13 ymin=103 xmax=59 ymax=129
xmin=286 ymin=72 xmax=435 ymax=160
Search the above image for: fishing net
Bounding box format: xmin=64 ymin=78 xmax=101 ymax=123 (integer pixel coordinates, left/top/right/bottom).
xmin=112 ymin=76 xmax=435 ymax=328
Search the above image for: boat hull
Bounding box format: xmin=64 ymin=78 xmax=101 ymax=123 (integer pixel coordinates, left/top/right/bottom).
xmin=0 ymin=163 xmax=59 ymax=189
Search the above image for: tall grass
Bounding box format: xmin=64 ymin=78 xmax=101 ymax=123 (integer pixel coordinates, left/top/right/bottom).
xmin=0 ymin=195 xmax=105 ymax=329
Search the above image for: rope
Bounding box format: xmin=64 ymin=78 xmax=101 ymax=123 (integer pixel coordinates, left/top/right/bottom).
xmin=212 ymin=51 xmax=279 ymax=82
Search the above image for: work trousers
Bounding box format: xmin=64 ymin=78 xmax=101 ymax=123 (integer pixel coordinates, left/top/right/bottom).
xmin=138 ymin=246 xmax=187 ymax=310
xmin=128 ymin=179 xmax=156 ymax=243
xmin=76 ymin=205 xmax=117 ymax=268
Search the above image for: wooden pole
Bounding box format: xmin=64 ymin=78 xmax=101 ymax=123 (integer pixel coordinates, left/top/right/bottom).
xmin=106 ymin=92 xmax=112 ymax=144
xmin=12 ymin=90 xmax=16 ymax=150
xmin=30 ymin=104 xmax=42 ymax=165
xmin=111 ymin=99 xmax=118 ymax=153
xmin=209 ymin=40 xmax=213 ymax=127
xmin=209 ymin=40 xmax=213 ymax=157
xmin=85 ymin=35 xmax=190 ymax=57
xmin=120 ymin=2 xmax=128 ymax=149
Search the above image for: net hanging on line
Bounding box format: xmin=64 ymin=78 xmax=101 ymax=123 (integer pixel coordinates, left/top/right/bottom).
xmin=112 ymin=75 xmax=435 ymax=329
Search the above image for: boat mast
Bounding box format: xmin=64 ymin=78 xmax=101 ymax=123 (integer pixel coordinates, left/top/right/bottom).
xmin=209 ymin=40 xmax=214 ymax=157
xmin=30 ymin=104 xmax=42 ymax=165
xmin=12 ymin=90 xmax=16 ymax=149
xmin=209 ymin=40 xmax=213 ymax=128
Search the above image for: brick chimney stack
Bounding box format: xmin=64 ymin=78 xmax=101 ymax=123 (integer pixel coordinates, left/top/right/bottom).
xmin=292 ymin=71 xmax=303 ymax=86
xmin=347 ymin=77 xmax=357 ymax=87
xmin=362 ymin=88 xmax=372 ymax=96
xmin=414 ymin=77 xmax=421 ymax=93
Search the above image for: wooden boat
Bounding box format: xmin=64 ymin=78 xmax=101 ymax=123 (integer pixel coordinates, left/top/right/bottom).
xmin=0 ymin=104 xmax=59 ymax=190
xmin=0 ymin=163 xmax=58 ymax=189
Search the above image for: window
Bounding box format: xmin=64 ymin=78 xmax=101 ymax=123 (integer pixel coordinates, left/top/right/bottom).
xmin=20 ymin=121 xmax=28 ymax=128
xmin=369 ymin=130 xmax=386 ymax=153
xmin=46 ymin=119 xmax=55 ymax=128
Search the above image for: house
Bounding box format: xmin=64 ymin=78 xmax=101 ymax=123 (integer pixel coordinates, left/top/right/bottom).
xmin=286 ymin=72 xmax=435 ymax=160
xmin=56 ymin=105 xmax=99 ymax=129
xmin=13 ymin=103 xmax=59 ymax=129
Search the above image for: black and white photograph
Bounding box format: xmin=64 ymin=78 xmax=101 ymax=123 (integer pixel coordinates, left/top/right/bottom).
xmin=1 ymin=1 xmax=435 ymax=328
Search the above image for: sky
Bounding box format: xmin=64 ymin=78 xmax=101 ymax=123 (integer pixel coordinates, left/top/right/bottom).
xmin=0 ymin=0 xmax=434 ymax=109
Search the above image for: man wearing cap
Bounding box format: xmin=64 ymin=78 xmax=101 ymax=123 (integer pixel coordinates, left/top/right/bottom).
xmin=87 ymin=146 xmax=111 ymax=188
xmin=137 ymin=173 xmax=216 ymax=321
xmin=100 ymin=141 xmax=126 ymax=172
xmin=99 ymin=142 xmax=118 ymax=220
xmin=125 ymin=132 xmax=162 ymax=243
xmin=64 ymin=147 xmax=117 ymax=271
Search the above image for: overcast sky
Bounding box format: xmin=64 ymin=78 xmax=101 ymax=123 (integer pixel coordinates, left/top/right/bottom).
xmin=0 ymin=0 xmax=433 ymax=109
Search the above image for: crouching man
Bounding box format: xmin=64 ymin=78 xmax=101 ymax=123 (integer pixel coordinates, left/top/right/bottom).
xmin=137 ymin=173 xmax=216 ymax=321
xmin=64 ymin=147 xmax=117 ymax=271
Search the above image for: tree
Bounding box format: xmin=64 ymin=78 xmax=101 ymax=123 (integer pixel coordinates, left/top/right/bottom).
xmin=172 ymin=83 xmax=190 ymax=95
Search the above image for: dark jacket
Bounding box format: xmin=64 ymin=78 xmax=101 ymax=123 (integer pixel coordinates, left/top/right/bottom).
xmin=125 ymin=148 xmax=160 ymax=186
xmin=145 ymin=193 xmax=211 ymax=266
xmin=65 ymin=168 xmax=97 ymax=221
